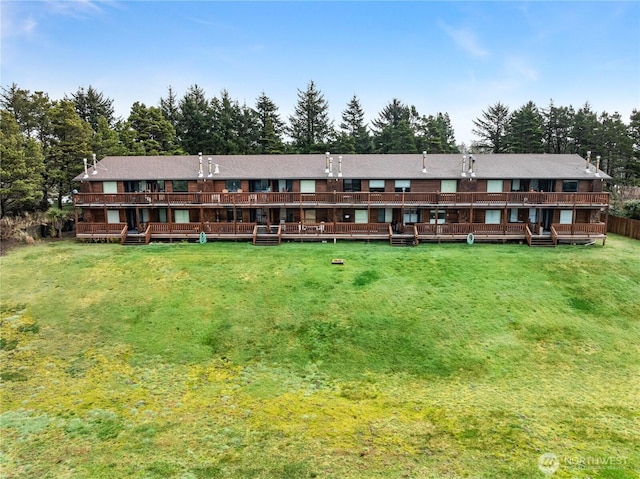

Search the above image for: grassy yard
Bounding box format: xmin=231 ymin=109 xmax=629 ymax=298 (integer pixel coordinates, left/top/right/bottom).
xmin=1 ymin=236 xmax=639 ymax=478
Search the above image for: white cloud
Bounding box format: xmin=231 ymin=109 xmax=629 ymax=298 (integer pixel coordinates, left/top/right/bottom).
xmin=0 ymin=2 xmax=37 ymax=39
xmin=438 ymin=20 xmax=489 ymax=58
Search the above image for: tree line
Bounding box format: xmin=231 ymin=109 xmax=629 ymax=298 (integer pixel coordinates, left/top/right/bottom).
xmin=1 ymin=81 xmax=638 ymax=217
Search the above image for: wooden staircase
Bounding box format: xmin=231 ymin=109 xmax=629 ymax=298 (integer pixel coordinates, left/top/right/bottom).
xmin=390 ymin=235 xmax=417 ymax=247
xmin=529 ymin=235 xmax=556 ymax=247
xmin=253 ymin=235 xmax=280 ymax=246
xmin=122 ymin=234 xmax=146 ymax=246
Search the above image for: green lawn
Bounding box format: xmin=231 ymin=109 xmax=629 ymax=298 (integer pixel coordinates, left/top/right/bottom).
xmin=1 ymin=237 xmax=639 ymax=478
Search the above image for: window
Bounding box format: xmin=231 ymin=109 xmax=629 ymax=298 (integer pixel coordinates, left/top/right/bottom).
xmin=300 ymin=180 xmax=316 ymax=193
xmin=395 ymin=180 xmax=411 ymax=192
xmin=403 ymin=209 xmax=419 ymax=223
xmin=487 ymin=180 xmax=503 ymax=193
xmin=377 ymin=208 xmax=392 ymax=223
xmin=278 ymin=180 xmax=293 ymax=192
xmin=344 ymin=179 xmax=361 ymax=192
xmin=250 ymin=180 xmax=270 ymax=192
xmin=559 ymin=210 xmax=573 ymax=224
xmin=141 ymin=208 xmax=149 ymax=223
xmin=355 ymin=210 xmax=368 ymax=223
xmin=511 ymin=179 xmax=521 ymax=192
xmin=485 ymin=210 xmax=501 ymax=224
xmin=528 ymin=208 xmax=538 ymax=223
xmin=429 ymin=210 xmax=446 ymax=224
xmin=509 ymin=209 xmax=519 ymax=223
xmin=107 ymin=210 xmax=120 ymax=223
xmin=369 ymin=180 xmax=385 ymax=192
xmin=172 ymin=180 xmax=188 ymax=192
xmin=174 ymin=210 xmax=189 ymax=223
xmin=159 ymin=208 xmax=167 ymax=223
xmin=562 ymin=180 xmax=579 ymax=192
xmin=225 ymin=180 xmax=241 ymax=192
xmin=103 ymin=181 xmax=117 ymax=193
xmin=440 ymin=180 xmax=457 ymax=193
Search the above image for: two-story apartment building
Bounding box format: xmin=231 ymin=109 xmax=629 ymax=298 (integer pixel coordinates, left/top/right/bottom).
xmin=72 ymin=153 xmax=610 ymax=246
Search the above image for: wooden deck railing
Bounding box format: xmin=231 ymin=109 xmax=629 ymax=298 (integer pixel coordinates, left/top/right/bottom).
xmin=74 ymin=191 xmax=610 ymax=207
xmin=76 ymin=222 xmax=127 ymax=234
xmin=551 ymin=223 xmax=607 ymax=236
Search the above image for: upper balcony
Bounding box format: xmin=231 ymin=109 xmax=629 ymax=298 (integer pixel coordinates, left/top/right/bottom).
xmin=73 ymin=191 xmax=610 ymax=209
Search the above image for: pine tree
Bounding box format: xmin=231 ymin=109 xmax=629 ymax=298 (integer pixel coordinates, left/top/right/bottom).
xmin=371 ymin=99 xmax=416 ymax=153
xmin=67 ymin=85 xmax=115 ymax=131
xmin=571 ymin=102 xmax=599 ymax=156
xmin=126 ymin=102 xmax=180 ymax=155
xmin=506 ymin=101 xmax=544 ymax=153
xmin=0 ymin=111 xmax=45 ymax=216
xmin=160 ymin=85 xmax=181 ymax=130
xmin=542 ymin=100 xmax=574 ymax=153
xmin=340 ymin=95 xmax=371 ymax=153
xmin=255 ymin=92 xmax=285 ymax=154
xmin=472 ymin=102 xmax=510 ymax=153
xmin=288 ymin=80 xmax=332 ymax=153
xmin=176 ymin=85 xmax=214 ymax=154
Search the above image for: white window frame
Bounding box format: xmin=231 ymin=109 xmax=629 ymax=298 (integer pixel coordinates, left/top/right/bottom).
xmin=395 ymin=180 xmax=411 ymax=192
xmin=103 ymin=181 xmax=117 ymax=193
xmin=485 ymin=210 xmax=501 ymax=224
xmin=440 ymin=180 xmax=457 ymax=193
xmin=369 ymin=179 xmax=385 ymax=191
xmin=355 ymin=210 xmax=368 ymax=224
xmin=487 ymin=180 xmax=503 ymax=193
xmin=300 ymin=180 xmax=316 ymax=193
xmin=107 ymin=210 xmax=120 ymax=224
xmin=429 ymin=210 xmax=446 ymax=224
xmin=174 ymin=210 xmax=190 ymax=224
xmin=559 ymin=210 xmax=573 ymax=224
xmin=509 ymin=208 xmax=519 ymax=223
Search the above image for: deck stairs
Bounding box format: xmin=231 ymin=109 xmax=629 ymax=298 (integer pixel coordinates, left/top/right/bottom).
xmin=253 ymin=234 xmax=281 ymax=246
xmin=529 ymin=235 xmax=556 ymax=247
xmin=390 ymin=235 xmax=417 ymax=247
xmin=122 ymin=234 xmax=146 ymax=246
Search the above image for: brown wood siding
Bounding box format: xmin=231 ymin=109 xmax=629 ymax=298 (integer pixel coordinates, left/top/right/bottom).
xmin=575 ymin=210 xmax=589 ymax=223
xmin=411 ymin=179 xmax=441 ymax=192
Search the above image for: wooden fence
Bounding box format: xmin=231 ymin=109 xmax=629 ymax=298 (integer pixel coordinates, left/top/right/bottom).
xmin=607 ymin=215 xmax=640 ymax=240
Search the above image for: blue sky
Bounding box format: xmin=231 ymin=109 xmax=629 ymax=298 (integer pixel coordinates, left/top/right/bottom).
xmin=2 ymin=1 xmax=639 ymax=146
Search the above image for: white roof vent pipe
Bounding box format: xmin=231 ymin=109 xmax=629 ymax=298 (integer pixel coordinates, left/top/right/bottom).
xmin=91 ymin=153 xmax=97 ymax=175
xmin=207 ymin=158 xmax=213 ymax=177
xmin=83 ymin=158 xmax=89 ymax=179
xmin=422 ymin=151 xmax=427 ymax=173
xmin=338 ymin=156 xmax=343 ymax=177
xmin=325 ymin=152 xmax=330 ymax=174
xmin=328 ymin=157 xmax=333 ymax=177
xmin=461 ymin=155 xmax=467 ymax=177
xmin=585 ymin=151 xmax=592 ymax=173
xmin=595 ymin=156 xmax=601 ymax=177
xmin=198 ymin=153 xmax=204 ymax=177
xmin=214 ymin=163 xmax=220 ymax=175
xmin=470 ymin=154 xmax=476 ymax=177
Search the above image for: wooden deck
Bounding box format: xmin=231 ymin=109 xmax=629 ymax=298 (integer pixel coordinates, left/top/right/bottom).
xmin=75 ymin=221 xmax=608 ymax=246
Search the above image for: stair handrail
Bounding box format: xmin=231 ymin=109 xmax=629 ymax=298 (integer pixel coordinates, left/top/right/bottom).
xmin=120 ymin=225 xmax=128 ymax=245
xmin=550 ymin=225 xmax=558 ymax=246
xmin=252 ymin=224 xmax=258 ymax=245
xmin=524 ymin=224 xmax=532 ymax=247
xmin=144 ymin=224 xmax=152 ymax=245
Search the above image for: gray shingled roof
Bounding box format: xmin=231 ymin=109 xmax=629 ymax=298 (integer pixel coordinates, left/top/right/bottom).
xmin=74 ymin=154 xmax=611 ymax=181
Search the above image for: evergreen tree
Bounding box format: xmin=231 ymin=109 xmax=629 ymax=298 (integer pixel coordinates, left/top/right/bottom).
xmin=0 ymin=111 xmax=45 ymax=216
xmin=626 ymin=109 xmax=640 ymax=184
xmin=597 ymin=111 xmax=633 ymax=180
xmin=67 ymin=85 xmax=115 ymax=131
xmin=472 ymin=101 xmax=510 ymax=153
xmin=542 ymin=100 xmax=574 ymax=153
xmin=421 ymin=113 xmax=459 ymax=153
xmin=176 ymin=84 xmax=214 ymax=154
xmin=126 ymin=102 xmax=180 ymax=155
xmin=340 ymin=95 xmax=371 ymax=153
xmin=160 ymin=85 xmax=181 ymax=130
xmin=371 ymin=99 xmax=416 ymax=153
xmin=506 ymin=101 xmax=544 ymax=153
xmin=571 ymin=102 xmax=599 ymax=157
xmin=46 ymin=100 xmax=93 ymax=208
xmin=288 ymin=80 xmax=332 ymax=153
xmin=255 ymin=92 xmax=285 ymax=154
xmin=93 ymin=116 xmax=127 ymax=157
